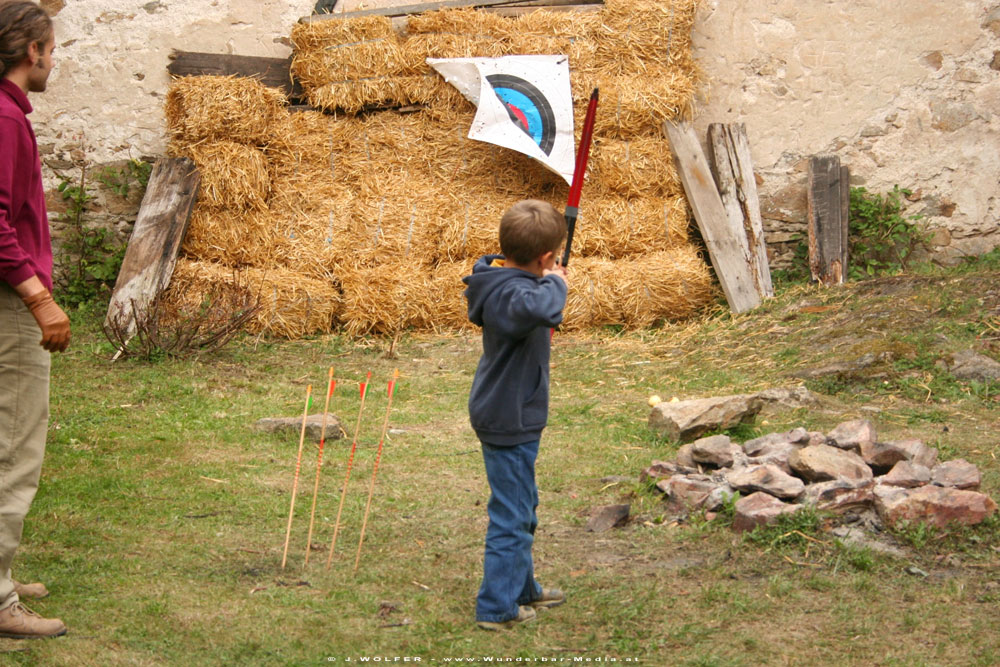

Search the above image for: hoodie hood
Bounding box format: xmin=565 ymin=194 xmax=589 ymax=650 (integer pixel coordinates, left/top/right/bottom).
xmin=463 ymin=254 xmax=521 ymax=326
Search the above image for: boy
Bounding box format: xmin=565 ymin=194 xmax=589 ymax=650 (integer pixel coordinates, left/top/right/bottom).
xmin=462 ymin=199 xmax=569 ymax=630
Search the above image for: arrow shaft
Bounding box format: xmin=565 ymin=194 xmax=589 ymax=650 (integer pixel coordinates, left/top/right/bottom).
xmin=326 ymin=371 xmax=373 ymax=570
xmin=354 ymin=371 xmax=399 ymax=573
xmin=304 ymin=368 xmax=336 ymax=566
xmin=281 ymin=384 xmax=312 ymax=569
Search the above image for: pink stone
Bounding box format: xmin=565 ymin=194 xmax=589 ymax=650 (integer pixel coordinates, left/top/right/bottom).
xmin=733 ymin=491 xmax=799 ymax=532
xmin=727 ymin=464 xmax=805 ymax=499
xmin=789 ymin=444 xmax=874 ymax=482
xmin=827 ymin=419 xmax=877 ymax=451
xmin=931 ymin=459 xmax=981 ymax=490
xmin=881 ymin=461 xmax=932 ymax=488
xmin=874 ymin=485 xmax=997 ymax=528
xmin=803 ymin=478 xmax=875 ymax=512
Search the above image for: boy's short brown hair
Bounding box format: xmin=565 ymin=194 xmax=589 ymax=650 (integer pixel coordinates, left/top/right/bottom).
xmin=499 ymin=199 xmax=566 ymax=266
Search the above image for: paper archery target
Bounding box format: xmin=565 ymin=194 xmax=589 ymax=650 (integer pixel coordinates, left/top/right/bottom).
xmin=486 ymin=74 xmax=556 ymax=156
xmin=427 ymin=55 xmax=576 ymax=184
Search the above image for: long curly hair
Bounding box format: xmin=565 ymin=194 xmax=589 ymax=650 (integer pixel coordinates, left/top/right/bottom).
xmin=0 ymin=1 xmax=52 ymax=78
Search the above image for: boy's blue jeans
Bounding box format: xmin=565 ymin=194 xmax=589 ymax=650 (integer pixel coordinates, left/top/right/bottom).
xmin=475 ymin=440 xmax=544 ymax=623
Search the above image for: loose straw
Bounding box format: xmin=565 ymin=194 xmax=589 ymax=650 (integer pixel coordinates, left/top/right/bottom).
xmin=326 ymin=371 xmax=373 ymax=570
xmin=354 ymin=369 xmax=400 ymax=573
xmin=281 ymin=384 xmax=312 ymax=569
xmin=304 ymin=368 xmax=336 ymax=566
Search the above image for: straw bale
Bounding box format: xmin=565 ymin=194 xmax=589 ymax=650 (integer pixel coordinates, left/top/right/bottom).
xmin=405 ymin=7 xmax=515 ymax=40
xmin=291 ymin=14 xmax=399 ymax=50
xmin=506 ymin=10 xmax=599 ymax=65
xmin=431 ymin=197 xmax=505 ymax=264
xmin=562 ymin=246 xmax=713 ymax=330
xmin=348 ymin=182 xmax=450 ymax=267
xmin=425 ymin=260 xmax=477 ymax=332
xmin=266 ymin=111 xmax=363 ymax=176
xmin=165 ymin=259 xmax=342 ymax=338
xmin=588 ymin=136 xmax=683 ymax=199
xmin=292 ymin=35 xmax=417 ymax=88
xmin=561 ymin=256 xmax=623 ymax=330
xmin=181 ymin=207 xmax=292 ymax=268
xmin=573 ymin=68 xmax=696 ymax=139
xmin=165 ymin=75 xmax=288 ymax=146
xmin=338 ymin=260 xmax=436 ymax=336
xmin=268 ymin=166 xmax=358 ymax=218
xmin=615 ymin=247 xmax=714 ymax=327
xmin=265 ymin=203 xmax=360 ymax=282
xmin=304 ymin=74 xmax=460 ymax=114
xmin=582 ymin=0 xmax=698 ymax=75
xmin=171 ymin=141 xmax=271 ymax=211
xmin=572 ymin=196 xmax=690 ymax=259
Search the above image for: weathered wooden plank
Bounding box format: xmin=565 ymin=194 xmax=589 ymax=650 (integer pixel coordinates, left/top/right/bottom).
xmin=840 ymin=164 xmax=850 ymax=280
xmin=300 ymin=0 xmax=601 ymax=21
xmin=707 ymin=122 xmax=774 ymax=299
xmin=665 ymin=121 xmax=761 ymax=314
xmin=807 ymin=155 xmax=846 ymax=285
xmin=105 ymin=158 xmax=200 ymax=343
xmin=167 ymin=51 xmax=303 ymax=99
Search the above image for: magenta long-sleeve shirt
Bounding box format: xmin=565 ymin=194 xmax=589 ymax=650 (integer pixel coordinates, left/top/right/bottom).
xmin=0 ymin=78 xmax=53 ymax=292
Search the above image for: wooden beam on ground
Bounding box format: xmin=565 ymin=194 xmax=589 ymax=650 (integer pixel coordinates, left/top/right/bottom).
xmin=707 ymin=122 xmax=774 ymax=299
xmin=665 ymin=120 xmax=761 ymax=314
xmin=299 ymin=0 xmax=602 ymax=21
xmin=105 ymin=158 xmax=200 ymax=350
xmin=807 ymin=155 xmax=849 ymax=285
xmin=167 ymin=50 xmax=304 ymax=99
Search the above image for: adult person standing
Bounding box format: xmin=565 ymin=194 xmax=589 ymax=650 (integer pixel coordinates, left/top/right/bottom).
xmin=0 ymin=0 xmax=69 ymax=639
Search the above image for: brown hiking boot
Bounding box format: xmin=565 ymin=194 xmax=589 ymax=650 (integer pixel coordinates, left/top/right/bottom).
xmin=476 ymin=605 xmax=536 ymax=631
xmin=0 ymin=602 xmax=67 ymax=639
xmin=13 ymin=581 xmax=49 ymax=599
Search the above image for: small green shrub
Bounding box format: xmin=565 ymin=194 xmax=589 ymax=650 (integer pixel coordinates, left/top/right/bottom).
xmin=55 ymin=168 xmax=126 ymax=308
xmin=849 ymin=185 xmax=927 ymax=279
xmin=97 ymin=158 xmax=152 ymax=198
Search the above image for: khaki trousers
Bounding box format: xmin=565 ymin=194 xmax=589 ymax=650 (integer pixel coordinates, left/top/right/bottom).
xmin=0 ymin=284 xmax=50 ymax=611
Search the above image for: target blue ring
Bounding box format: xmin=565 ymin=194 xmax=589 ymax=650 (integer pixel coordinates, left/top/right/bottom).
xmin=492 ymin=88 xmax=544 ymax=145
xmin=486 ymin=74 xmax=556 ymax=156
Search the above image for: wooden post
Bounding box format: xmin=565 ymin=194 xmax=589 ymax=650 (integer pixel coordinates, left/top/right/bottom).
xmin=665 ymin=120 xmax=761 ymax=314
xmin=807 ymin=156 xmax=849 ymax=285
xmin=104 ymin=158 xmax=200 ymax=348
xmin=707 ymin=123 xmax=774 ymax=300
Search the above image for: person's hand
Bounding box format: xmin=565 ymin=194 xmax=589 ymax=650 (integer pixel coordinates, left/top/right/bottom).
xmin=21 ymin=289 xmax=71 ymax=352
xmin=544 ymin=264 xmax=569 ymax=288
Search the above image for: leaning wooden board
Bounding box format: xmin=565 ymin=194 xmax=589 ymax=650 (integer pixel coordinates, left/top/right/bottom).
xmin=665 ymin=120 xmax=761 ymax=314
xmin=707 ymin=122 xmax=774 ymax=299
xmin=104 ymin=158 xmax=200 ymax=345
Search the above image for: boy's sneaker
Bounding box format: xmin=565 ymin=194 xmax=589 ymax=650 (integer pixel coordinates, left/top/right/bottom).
xmin=476 ymin=605 xmax=537 ymax=631
xmin=530 ymin=588 xmax=566 ymax=609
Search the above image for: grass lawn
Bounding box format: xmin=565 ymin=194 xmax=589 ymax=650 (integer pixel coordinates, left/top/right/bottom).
xmin=3 ymin=256 xmax=999 ymax=665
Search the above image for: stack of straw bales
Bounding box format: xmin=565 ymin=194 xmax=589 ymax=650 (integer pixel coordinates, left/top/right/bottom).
xmin=163 ymin=0 xmax=714 ymax=338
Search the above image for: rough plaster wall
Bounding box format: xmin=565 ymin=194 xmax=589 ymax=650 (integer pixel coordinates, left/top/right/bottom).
xmin=31 ymin=0 xmax=315 ymax=263
xmin=25 ymin=0 xmax=1000 ymax=270
xmin=692 ymin=0 xmax=1000 ymax=265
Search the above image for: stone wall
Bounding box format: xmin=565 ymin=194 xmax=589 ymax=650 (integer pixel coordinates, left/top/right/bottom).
xmin=691 ymin=0 xmax=1000 ymax=266
xmin=27 ymin=0 xmax=1000 ymax=274
xmin=31 ymin=0 xmax=315 ymax=265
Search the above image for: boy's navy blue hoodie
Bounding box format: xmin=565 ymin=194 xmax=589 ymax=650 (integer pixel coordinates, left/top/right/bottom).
xmin=463 ymin=254 xmax=568 ymax=447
